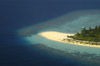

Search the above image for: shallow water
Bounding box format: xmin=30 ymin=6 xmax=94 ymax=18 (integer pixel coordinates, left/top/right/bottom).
xmin=19 ymin=10 xmax=100 ymax=65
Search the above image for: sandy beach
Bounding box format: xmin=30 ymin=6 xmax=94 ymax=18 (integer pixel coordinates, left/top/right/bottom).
xmin=38 ymin=31 xmax=100 ymax=48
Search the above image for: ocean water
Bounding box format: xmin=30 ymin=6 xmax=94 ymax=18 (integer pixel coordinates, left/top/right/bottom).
xmin=1 ymin=0 xmax=100 ymax=66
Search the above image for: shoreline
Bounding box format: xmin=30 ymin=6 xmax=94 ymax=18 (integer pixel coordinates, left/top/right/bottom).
xmin=38 ymin=31 xmax=100 ymax=48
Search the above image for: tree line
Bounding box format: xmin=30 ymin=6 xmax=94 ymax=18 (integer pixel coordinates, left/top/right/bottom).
xmin=71 ymin=25 xmax=100 ymax=42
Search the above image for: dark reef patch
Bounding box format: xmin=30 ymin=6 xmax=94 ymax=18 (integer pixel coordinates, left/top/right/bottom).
xmin=32 ymin=44 xmax=100 ymax=66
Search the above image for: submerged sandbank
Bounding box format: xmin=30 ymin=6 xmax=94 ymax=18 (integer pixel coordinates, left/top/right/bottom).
xmin=18 ymin=10 xmax=100 ymax=64
xmin=18 ymin=10 xmax=100 ymax=55
xmin=18 ymin=10 xmax=100 ymax=37
xmin=38 ymin=31 xmax=100 ymax=48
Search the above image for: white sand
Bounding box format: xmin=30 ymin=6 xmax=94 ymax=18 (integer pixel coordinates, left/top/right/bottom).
xmin=38 ymin=31 xmax=74 ymax=42
xmin=38 ymin=31 xmax=100 ymax=48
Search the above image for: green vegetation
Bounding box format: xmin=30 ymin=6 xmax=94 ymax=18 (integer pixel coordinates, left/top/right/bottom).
xmin=69 ymin=26 xmax=100 ymax=42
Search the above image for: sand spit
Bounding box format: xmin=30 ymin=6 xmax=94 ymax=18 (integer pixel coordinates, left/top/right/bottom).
xmin=38 ymin=31 xmax=100 ymax=48
xmin=38 ymin=31 xmax=74 ymax=42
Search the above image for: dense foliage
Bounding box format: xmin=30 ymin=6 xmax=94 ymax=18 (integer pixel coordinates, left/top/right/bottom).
xmin=71 ymin=26 xmax=100 ymax=42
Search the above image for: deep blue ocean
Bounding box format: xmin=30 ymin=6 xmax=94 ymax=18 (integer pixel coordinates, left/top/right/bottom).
xmin=0 ymin=0 xmax=100 ymax=66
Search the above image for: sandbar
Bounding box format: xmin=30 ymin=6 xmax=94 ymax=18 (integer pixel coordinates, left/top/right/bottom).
xmin=38 ymin=31 xmax=100 ymax=48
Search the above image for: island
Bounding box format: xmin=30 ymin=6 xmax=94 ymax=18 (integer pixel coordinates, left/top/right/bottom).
xmin=64 ymin=25 xmax=100 ymax=47
xmin=38 ymin=25 xmax=100 ymax=48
